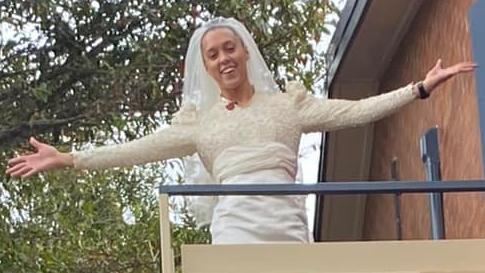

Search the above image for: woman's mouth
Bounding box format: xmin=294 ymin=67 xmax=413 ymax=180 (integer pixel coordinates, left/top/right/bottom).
xmin=221 ymin=66 xmax=236 ymax=75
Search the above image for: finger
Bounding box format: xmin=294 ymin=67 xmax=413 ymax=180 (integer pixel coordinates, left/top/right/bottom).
xmin=8 ymin=156 xmax=26 ymax=166
xmin=456 ymin=64 xmax=477 ymax=72
xmin=454 ymin=62 xmax=477 ymax=70
xmin=6 ymin=162 xmax=27 ymax=175
xmin=435 ymin=59 xmax=442 ymax=70
xmin=22 ymin=168 xmax=38 ymax=178
xmin=29 ymin=137 xmax=41 ymax=149
xmin=459 ymin=67 xmax=476 ymax=73
xmin=10 ymin=166 xmax=33 ymax=178
xmin=460 ymin=67 xmax=475 ymax=72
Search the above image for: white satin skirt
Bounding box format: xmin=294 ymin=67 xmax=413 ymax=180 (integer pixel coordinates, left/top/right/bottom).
xmin=207 ymin=143 xmax=310 ymax=244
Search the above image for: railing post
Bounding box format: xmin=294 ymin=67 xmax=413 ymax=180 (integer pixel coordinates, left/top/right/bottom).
xmin=390 ymin=157 xmax=403 ymax=240
xmin=159 ymin=194 xmax=175 ymax=273
xmin=420 ymin=127 xmax=445 ymax=239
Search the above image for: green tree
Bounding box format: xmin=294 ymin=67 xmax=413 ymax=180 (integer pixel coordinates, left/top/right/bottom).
xmin=0 ymin=0 xmax=335 ymax=272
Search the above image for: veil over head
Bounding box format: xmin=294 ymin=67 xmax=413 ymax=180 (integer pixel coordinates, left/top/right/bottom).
xmin=181 ymin=17 xmax=280 ymax=226
xmin=182 ymin=17 xmax=279 ymax=111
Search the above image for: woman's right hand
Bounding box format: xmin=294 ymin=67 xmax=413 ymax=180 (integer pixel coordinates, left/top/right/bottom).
xmin=5 ymin=137 xmax=74 ymax=178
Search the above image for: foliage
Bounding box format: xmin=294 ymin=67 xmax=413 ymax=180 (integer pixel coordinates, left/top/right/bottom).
xmin=0 ymin=0 xmax=335 ymax=272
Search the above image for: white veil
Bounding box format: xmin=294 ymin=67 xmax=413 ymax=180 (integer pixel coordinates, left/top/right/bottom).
xmin=182 ymin=17 xmax=279 ymax=110
xmin=181 ymin=17 xmax=280 ymax=226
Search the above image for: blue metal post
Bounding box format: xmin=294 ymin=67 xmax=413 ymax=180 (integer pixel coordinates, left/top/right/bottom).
xmin=420 ymin=127 xmax=445 ymax=239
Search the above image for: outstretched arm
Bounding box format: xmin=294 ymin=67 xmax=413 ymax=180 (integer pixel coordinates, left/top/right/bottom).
xmin=6 ymin=124 xmax=197 ymax=178
xmin=295 ymin=60 xmax=477 ymax=133
xmin=6 ymin=103 xmax=198 ymax=178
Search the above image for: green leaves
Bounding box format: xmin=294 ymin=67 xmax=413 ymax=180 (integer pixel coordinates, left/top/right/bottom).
xmin=32 ymin=83 xmax=51 ymax=103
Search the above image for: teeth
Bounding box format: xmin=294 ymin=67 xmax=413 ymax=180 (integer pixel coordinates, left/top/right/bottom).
xmin=221 ymin=67 xmax=235 ymax=74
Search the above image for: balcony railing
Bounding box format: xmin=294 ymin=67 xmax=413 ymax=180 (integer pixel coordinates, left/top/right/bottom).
xmin=158 ymin=180 xmax=485 ymax=273
xmin=159 ymin=180 xmax=485 ymax=196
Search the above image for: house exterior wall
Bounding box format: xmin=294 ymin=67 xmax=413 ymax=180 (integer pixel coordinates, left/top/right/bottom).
xmin=364 ymin=0 xmax=485 ymax=240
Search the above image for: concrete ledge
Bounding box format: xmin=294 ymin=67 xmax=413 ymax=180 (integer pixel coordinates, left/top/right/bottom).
xmin=182 ymin=239 xmax=485 ymax=273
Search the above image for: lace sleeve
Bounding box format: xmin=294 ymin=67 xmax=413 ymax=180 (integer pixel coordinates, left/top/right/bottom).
xmin=287 ymin=81 xmax=419 ymax=133
xmin=72 ymin=104 xmax=198 ymax=170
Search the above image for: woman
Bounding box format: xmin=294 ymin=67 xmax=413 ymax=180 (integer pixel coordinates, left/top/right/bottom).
xmin=5 ymin=18 xmax=477 ymax=244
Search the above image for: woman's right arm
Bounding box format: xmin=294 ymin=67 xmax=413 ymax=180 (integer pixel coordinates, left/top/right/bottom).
xmin=6 ymin=104 xmax=198 ymax=177
xmin=6 ymin=124 xmax=196 ymax=178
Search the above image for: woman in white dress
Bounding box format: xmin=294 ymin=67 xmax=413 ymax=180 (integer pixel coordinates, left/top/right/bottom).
xmin=5 ymin=18 xmax=476 ymax=244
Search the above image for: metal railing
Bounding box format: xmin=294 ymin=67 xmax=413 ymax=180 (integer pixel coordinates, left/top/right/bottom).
xmin=158 ymin=180 xmax=485 ymax=273
xmin=159 ymin=180 xmax=485 ymax=196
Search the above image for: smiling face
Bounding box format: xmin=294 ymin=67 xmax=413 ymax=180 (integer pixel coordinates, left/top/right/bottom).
xmin=201 ymin=27 xmax=250 ymax=92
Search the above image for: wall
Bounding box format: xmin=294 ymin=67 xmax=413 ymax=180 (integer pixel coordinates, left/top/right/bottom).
xmin=364 ymin=0 xmax=485 ymax=240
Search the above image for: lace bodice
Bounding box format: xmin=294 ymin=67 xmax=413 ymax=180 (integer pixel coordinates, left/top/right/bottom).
xmin=72 ymin=81 xmax=418 ymax=172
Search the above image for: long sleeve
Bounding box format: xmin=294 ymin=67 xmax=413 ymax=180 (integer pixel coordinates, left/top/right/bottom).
xmin=287 ymin=81 xmax=419 ymax=133
xmin=72 ymin=104 xmax=198 ymax=170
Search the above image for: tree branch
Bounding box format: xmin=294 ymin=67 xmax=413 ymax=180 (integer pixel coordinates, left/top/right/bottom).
xmin=0 ymin=114 xmax=87 ymax=148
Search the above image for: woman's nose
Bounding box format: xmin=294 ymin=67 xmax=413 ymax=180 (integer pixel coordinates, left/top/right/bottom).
xmin=219 ymin=52 xmax=231 ymax=64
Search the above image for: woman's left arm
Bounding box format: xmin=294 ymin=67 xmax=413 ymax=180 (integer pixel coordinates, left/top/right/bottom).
xmin=295 ymin=60 xmax=477 ymax=133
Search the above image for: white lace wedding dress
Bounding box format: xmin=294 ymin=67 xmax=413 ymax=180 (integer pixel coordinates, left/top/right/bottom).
xmin=72 ymin=81 xmax=418 ymax=244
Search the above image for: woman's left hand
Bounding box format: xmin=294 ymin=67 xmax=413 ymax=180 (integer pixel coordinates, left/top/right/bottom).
xmin=423 ymin=59 xmax=477 ymax=94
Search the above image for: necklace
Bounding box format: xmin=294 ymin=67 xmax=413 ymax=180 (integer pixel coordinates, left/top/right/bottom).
xmin=220 ymin=86 xmax=255 ymax=111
